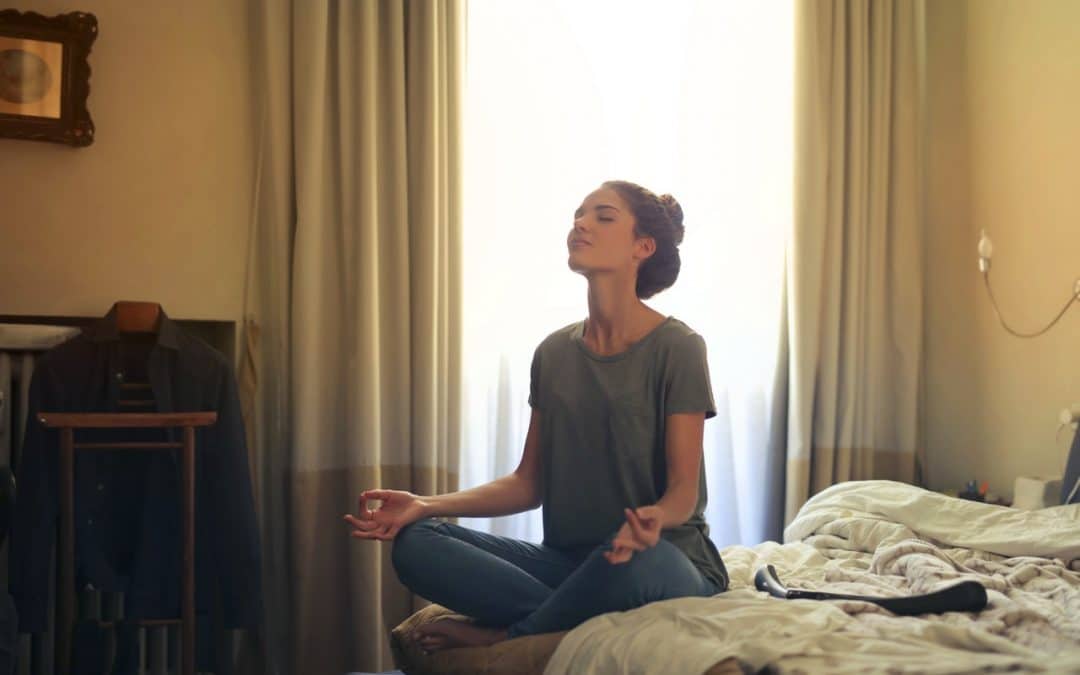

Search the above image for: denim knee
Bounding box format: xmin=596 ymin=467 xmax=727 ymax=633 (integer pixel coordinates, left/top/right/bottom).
xmin=391 ymin=518 xmax=441 ymax=581
xmin=596 ymin=537 xmax=705 ymax=605
xmin=599 ymin=552 xmax=652 ymax=600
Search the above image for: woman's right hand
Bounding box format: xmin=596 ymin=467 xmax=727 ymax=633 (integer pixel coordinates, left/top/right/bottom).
xmin=344 ymin=489 xmax=429 ymax=541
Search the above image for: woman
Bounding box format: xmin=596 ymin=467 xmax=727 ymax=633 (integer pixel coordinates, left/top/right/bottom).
xmin=344 ymin=180 xmax=728 ymax=651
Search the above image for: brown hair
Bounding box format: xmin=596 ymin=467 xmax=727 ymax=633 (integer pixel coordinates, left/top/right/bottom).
xmin=602 ymin=180 xmax=685 ymax=299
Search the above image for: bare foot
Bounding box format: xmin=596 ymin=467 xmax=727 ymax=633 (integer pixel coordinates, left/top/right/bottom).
xmin=412 ymin=618 xmax=508 ymax=652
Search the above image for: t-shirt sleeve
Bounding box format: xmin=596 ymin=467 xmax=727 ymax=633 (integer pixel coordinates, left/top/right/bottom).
xmin=664 ymin=333 xmax=717 ymax=419
xmin=528 ymin=345 xmax=541 ymax=409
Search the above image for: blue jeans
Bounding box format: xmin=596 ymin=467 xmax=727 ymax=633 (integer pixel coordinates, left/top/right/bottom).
xmin=391 ymin=518 xmax=720 ymax=638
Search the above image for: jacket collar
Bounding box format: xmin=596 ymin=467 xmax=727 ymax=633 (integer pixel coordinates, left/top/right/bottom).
xmin=85 ymin=305 xmax=181 ymax=351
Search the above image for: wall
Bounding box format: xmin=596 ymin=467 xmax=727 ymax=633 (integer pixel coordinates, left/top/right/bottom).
xmin=0 ymin=0 xmax=254 ymax=328
xmin=925 ymin=0 xmax=1080 ymax=499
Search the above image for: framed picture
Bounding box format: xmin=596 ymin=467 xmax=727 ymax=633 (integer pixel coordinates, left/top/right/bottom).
xmin=0 ymin=10 xmax=97 ymax=147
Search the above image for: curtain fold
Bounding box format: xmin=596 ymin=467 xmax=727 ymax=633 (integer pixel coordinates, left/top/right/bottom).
xmin=242 ymin=2 xmax=463 ymax=672
xmin=786 ymin=0 xmax=926 ymax=524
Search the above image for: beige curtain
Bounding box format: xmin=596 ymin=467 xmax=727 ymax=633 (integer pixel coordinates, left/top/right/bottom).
xmin=241 ymin=1 xmax=463 ymax=672
xmin=786 ymin=0 xmax=926 ymax=524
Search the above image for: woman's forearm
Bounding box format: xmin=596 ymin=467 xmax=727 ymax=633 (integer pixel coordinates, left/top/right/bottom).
xmin=655 ymin=479 xmax=698 ymax=528
xmin=421 ymin=471 xmax=541 ymax=519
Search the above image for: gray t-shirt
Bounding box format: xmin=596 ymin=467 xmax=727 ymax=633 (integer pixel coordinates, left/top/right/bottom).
xmin=528 ymin=316 xmax=729 ymax=591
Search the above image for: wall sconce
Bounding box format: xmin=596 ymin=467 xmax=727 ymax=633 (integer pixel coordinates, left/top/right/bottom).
xmin=977 ymin=230 xmax=1080 ymax=338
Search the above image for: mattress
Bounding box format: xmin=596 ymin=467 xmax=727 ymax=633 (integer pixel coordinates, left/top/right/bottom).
xmin=547 ymin=480 xmax=1080 ymax=674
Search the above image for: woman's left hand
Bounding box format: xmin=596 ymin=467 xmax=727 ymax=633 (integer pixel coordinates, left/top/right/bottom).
xmin=604 ymin=505 xmax=663 ymax=565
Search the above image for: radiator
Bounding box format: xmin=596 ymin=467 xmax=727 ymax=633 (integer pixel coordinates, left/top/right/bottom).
xmin=0 ymin=352 xmax=30 ymax=470
xmin=1 ymin=323 xmax=82 ymax=469
xmin=0 ymin=350 xmax=36 ymax=675
xmin=1 ymin=324 xmax=80 ymax=675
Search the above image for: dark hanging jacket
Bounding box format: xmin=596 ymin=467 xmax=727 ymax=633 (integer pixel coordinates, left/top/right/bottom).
xmin=9 ymin=308 xmax=262 ymax=658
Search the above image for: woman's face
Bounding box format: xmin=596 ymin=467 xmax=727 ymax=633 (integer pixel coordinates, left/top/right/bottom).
xmin=567 ymin=186 xmax=655 ymax=276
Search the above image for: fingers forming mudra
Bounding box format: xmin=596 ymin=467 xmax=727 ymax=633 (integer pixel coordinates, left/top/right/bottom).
xmin=603 ymin=506 xmax=663 ymax=565
xmin=344 ymin=514 xmax=392 ymax=540
xmin=344 ymin=488 xmax=424 ymax=541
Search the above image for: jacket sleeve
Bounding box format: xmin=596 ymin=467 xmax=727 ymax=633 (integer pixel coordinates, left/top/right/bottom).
xmin=203 ymin=361 xmax=263 ymax=628
xmin=9 ymin=362 xmax=59 ymax=633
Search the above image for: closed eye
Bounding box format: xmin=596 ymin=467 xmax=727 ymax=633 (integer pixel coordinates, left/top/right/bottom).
xmin=575 ymin=205 xmax=617 ymax=221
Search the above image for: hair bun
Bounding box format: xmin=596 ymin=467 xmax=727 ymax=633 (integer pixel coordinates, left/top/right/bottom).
xmin=658 ymin=194 xmax=685 ymax=243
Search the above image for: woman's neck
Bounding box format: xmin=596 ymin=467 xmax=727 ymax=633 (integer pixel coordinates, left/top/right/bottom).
xmin=583 ymin=275 xmax=664 ymax=355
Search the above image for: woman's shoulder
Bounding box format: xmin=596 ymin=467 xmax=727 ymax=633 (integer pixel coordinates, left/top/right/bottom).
xmin=648 ymin=318 xmax=711 ymax=364
xmin=656 ymin=316 xmax=705 ymax=344
xmin=535 ymin=321 xmax=584 ymax=352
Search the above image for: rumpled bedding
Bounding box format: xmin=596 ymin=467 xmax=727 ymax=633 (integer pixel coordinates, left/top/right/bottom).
xmin=544 ymin=480 xmax=1080 ymax=674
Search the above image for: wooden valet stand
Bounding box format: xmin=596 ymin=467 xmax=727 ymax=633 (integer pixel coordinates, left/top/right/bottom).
xmin=37 ymin=411 xmax=217 ymax=675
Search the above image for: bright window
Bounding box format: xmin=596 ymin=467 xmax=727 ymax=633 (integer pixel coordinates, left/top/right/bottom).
xmin=461 ymin=0 xmax=793 ymax=546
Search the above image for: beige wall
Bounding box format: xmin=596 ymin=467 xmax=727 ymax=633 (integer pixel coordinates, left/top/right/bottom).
xmin=0 ymin=1 xmax=253 ymax=324
xmin=925 ymin=0 xmax=1080 ymax=499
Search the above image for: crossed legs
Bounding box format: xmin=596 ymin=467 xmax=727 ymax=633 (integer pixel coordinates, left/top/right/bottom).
xmin=390 ymin=518 xmax=717 ymax=650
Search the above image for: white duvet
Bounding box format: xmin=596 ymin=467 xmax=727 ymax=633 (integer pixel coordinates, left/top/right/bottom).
xmin=544 ymin=481 xmax=1080 ymax=674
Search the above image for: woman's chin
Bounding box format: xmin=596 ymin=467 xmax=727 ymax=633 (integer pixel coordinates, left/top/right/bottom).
xmin=568 ymin=249 xmax=595 ymax=271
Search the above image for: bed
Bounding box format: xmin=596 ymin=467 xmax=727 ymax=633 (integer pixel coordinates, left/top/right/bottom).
xmin=391 ymin=480 xmax=1080 ymax=674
